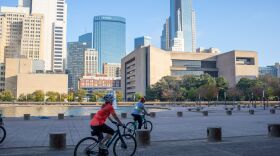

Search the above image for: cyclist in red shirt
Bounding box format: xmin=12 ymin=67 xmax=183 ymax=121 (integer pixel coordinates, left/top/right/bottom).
xmin=90 ymin=93 xmax=123 ymax=151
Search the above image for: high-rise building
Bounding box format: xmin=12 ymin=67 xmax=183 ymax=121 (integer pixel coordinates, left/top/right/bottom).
xmin=79 ymin=33 xmax=93 ymax=48
xmin=275 ymin=62 xmax=280 ymax=78
xmin=20 ymin=0 xmax=68 ymax=72
xmin=191 ymin=10 xmax=196 ymax=52
xmin=134 ymin=36 xmax=151 ymax=49
xmin=0 ymin=7 xmax=44 ymax=62
xmin=161 ymin=18 xmax=170 ymax=51
xmin=93 ymin=15 xmax=126 ymax=72
xmin=84 ymin=49 xmax=98 ymax=76
xmin=169 ymin=0 xmax=195 ymax=52
xmin=103 ymin=63 xmax=121 ymax=77
xmin=67 ymin=42 xmax=89 ymax=91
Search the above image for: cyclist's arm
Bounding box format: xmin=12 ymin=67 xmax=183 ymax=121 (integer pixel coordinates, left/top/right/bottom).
xmin=143 ymin=107 xmax=150 ymax=116
xmin=111 ymin=112 xmax=123 ymax=125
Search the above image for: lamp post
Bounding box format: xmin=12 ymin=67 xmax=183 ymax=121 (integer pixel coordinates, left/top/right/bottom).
xmin=224 ymin=92 xmax=227 ymax=106
xmin=262 ymin=90 xmax=265 ymax=110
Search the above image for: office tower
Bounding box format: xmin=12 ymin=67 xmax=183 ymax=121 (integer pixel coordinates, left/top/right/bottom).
xmin=134 ymin=36 xmax=151 ymax=49
xmin=20 ymin=0 xmax=68 ymax=72
xmin=93 ymin=15 xmax=126 ymax=72
xmin=0 ymin=7 xmax=44 ymax=62
xmin=170 ymin=0 xmax=194 ymax=52
xmin=103 ymin=63 xmax=121 ymax=77
xmin=171 ymin=8 xmax=184 ymax=51
xmin=79 ymin=33 xmax=93 ymax=48
xmin=192 ymin=10 xmax=196 ymax=52
xmin=161 ymin=18 xmax=170 ymax=50
xmin=67 ymin=42 xmax=89 ymax=91
xmin=84 ymin=49 xmax=98 ymax=76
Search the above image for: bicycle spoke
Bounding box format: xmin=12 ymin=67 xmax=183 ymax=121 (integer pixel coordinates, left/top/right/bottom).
xmin=113 ymin=134 xmax=137 ymax=156
xmin=74 ymin=137 xmax=99 ymax=156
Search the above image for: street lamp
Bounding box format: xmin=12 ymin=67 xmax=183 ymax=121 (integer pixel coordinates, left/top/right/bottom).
xmin=224 ymin=92 xmax=227 ymax=106
xmin=262 ymin=90 xmax=265 ymax=110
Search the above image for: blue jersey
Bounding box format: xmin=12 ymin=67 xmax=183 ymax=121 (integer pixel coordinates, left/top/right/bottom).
xmin=132 ymin=102 xmax=144 ymax=115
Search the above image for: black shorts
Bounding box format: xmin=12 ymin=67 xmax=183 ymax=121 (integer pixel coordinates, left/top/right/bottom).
xmin=91 ymin=124 xmax=115 ymax=136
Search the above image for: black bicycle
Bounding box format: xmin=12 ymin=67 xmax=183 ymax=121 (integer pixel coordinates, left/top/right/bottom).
xmin=0 ymin=116 xmax=6 ymax=144
xmin=74 ymin=121 xmax=137 ymax=156
xmin=124 ymin=114 xmax=153 ymax=136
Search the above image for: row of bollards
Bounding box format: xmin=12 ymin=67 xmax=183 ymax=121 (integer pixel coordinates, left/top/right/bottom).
xmin=22 ymin=108 xmax=277 ymax=121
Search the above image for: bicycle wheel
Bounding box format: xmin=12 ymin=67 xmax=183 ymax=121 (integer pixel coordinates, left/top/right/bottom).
xmin=74 ymin=137 xmax=99 ymax=156
xmin=0 ymin=126 xmax=6 ymax=144
xmin=124 ymin=122 xmax=136 ymax=136
xmin=143 ymin=121 xmax=153 ymax=132
xmin=113 ymin=134 xmax=137 ymax=156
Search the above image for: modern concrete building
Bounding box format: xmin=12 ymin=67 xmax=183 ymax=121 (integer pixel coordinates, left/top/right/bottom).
xmin=103 ymin=63 xmax=121 ymax=77
xmin=79 ymin=74 xmax=121 ymax=97
xmin=121 ymin=46 xmax=258 ymax=100
xmin=4 ymin=58 xmax=68 ymax=98
xmin=134 ymin=36 xmax=151 ymax=49
xmin=0 ymin=6 xmax=44 ymax=62
xmin=20 ymin=0 xmax=68 ymax=72
xmin=93 ymin=15 xmax=126 ymax=72
xmin=259 ymin=62 xmax=280 ymax=78
xmin=196 ymin=47 xmax=220 ymax=54
xmin=84 ymin=49 xmax=98 ymax=76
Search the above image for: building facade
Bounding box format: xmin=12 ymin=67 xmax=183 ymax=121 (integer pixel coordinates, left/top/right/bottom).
xmin=0 ymin=7 xmax=44 ymax=62
xmin=259 ymin=62 xmax=280 ymax=78
xmin=103 ymin=63 xmax=121 ymax=77
xmin=121 ymin=46 xmax=258 ymax=100
xmin=5 ymin=58 xmax=67 ymax=98
xmin=84 ymin=49 xmax=98 ymax=76
xmin=79 ymin=75 xmax=121 ymax=96
xmin=134 ymin=36 xmax=151 ymax=49
xmin=93 ymin=15 xmax=126 ymax=72
xmin=170 ymin=0 xmax=195 ymax=52
xmin=20 ymin=0 xmax=68 ymax=72
xmin=160 ymin=18 xmax=170 ymax=51
xmin=79 ymin=33 xmax=92 ymax=49
xmin=67 ymin=42 xmax=90 ymax=91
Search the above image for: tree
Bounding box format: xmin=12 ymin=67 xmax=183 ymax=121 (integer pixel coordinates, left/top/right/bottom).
xmin=0 ymin=90 xmax=15 ymax=101
xmin=32 ymin=90 xmax=45 ymax=102
xmin=76 ymin=89 xmax=86 ymax=102
xmin=46 ymin=91 xmax=60 ymax=102
xmin=134 ymin=92 xmax=142 ymax=101
xmin=227 ymin=87 xmax=243 ymax=101
xmin=90 ymin=91 xmax=107 ymax=102
xmin=67 ymin=91 xmax=75 ymax=102
xmin=18 ymin=94 xmax=27 ymax=101
xmin=116 ymin=91 xmax=123 ymax=102
xmin=197 ymin=84 xmax=218 ymax=102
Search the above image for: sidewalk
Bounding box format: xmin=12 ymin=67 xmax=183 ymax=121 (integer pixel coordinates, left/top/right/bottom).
xmin=0 ymin=135 xmax=279 ymax=156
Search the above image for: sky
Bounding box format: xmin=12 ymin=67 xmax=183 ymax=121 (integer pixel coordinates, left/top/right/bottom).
xmin=0 ymin=0 xmax=280 ymax=66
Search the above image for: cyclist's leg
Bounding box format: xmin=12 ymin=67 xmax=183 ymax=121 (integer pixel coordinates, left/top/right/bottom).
xmin=133 ymin=114 xmax=142 ymax=129
xmin=99 ymin=124 xmax=114 ymax=146
xmin=91 ymin=126 xmax=104 ymax=142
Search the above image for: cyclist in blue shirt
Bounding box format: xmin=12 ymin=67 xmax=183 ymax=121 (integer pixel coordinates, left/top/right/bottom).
xmin=131 ymin=97 xmax=149 ymax=129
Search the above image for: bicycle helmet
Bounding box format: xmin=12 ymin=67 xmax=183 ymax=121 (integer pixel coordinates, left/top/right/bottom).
xmin=103 ymin=93 xmax=114 ymax=103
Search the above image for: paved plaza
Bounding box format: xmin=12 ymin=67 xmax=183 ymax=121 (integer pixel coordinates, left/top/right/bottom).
xmin=0 ymin=105 xmax=279 ymax=155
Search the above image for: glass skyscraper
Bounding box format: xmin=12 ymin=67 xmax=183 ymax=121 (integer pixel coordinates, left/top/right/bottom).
xmin=170 ymin=0 xmax=194 ymax=52
xmin=134 ymin=36 xmax=151 ymax=49
xmin=79 ymin=33 xmax=93 ymax=48
xmin=93 ymin=15 xmax=126 ymax=72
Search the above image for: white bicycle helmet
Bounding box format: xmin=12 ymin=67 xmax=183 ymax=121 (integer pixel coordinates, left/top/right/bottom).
xmin=103 ymin=93 xmax=114 ymax=103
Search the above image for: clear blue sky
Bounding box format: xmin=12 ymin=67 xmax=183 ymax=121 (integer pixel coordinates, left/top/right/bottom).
xmin=1 ymin=0 xmax=280 ymax=66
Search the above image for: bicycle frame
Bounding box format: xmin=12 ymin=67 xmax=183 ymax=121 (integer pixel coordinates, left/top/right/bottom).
xmin=105 ymin=124 xmax=127 ymax=148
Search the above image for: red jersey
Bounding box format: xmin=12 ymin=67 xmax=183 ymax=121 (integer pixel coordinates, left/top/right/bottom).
xmin=90 ymin=103 xmax=115 ymax=126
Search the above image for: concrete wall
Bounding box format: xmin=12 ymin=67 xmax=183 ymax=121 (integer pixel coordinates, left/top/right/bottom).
xmin=217 ymin=51 xmax=236 ymax=87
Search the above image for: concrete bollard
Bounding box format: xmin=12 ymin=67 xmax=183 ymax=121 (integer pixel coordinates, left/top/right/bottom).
xmin=177 ymin=111 xmax=183 ymax=117
xmin=253 ymin=104 xmax=257 ymax=108
xmin=270 ymin=109 xmax=276 ymax=114
xmin=196 ymin=108 xmax=201 ymax=112
xmin=207 ymin=127 xmax=222 ymax=142
xmin=249 ymin=110 xmax=254 ymax=115
xmin=226 ymin=110 xmax=232 ymax=116
xmin=202 ymin=111 xmax=208 ymax=116
xmin=150 ymin=112 xmax=156 ymax=118
xmin=135 ymin=130 xmax=150 ymax=146
xmin=58 ymin=114 xmax=64 ymax=120
xmin=24 ymin=114 xmax=30 ymax=120
xmin=268 ymin=124 xmax=280 ymax=137
xmin=121 ymin=113 xmax=127 ymax=119
xmin=90 ymin=113 xmax=96 ymax=119
xmin=49 ymin=132 xmax=66 ymax=149
xmin=188 ymin=108 xmax=192 ymax=111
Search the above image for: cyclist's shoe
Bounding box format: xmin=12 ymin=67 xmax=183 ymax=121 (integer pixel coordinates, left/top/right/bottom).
xmin=98 ymin=143 xmax=107 ymax=150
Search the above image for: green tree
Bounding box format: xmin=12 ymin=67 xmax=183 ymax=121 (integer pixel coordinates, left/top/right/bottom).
xmin=76 ymin=89 xmax=86 ymax=102
xmin=67 ymin=91 xmax=75 ymax=102
xmin=90 ymin=91 xmax=107 ymax=102
xmin=0 ymin=90 xmax=15 ymax=101
xmin=32 ymin=90 xmax=45 ymax=102
xmin=18 ymin=94 xmax=27 ymax=101
xmin=116 ymin=91 xmax=123 ymax=102
xmin=46 ymin=91 xmax=60 ymax=102
xmin=197 ymin=84 xmax=218 ymax=102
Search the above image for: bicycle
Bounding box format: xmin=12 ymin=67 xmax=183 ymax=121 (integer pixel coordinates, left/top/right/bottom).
xmin=0 ymin=116 xmax=6 ymax=144
xmin=74 ymin=121 xmax=137 ymax=156
xmin=124 ymin=114 xmax=153 ymax=136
